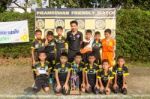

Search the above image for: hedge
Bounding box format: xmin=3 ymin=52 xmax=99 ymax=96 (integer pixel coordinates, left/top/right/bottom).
xmin=0 ymin=9 xmax=150 ymax=62
xmin=116 ymin=9 xmax=150 ymax=62
xmin=0 ymin=12 xmax=35 ymax=58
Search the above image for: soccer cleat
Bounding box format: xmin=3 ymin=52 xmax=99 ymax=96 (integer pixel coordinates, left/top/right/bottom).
xmin=122 ymin=88 xmax=127 ymax=95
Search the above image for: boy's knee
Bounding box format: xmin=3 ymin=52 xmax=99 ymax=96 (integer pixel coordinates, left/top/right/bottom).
xmin=105 ymin=88 xmax=111 ymax=95
xmin=86 ymin=87 xmax=92 ymax=93
xmin=122 ymin=88 xmax=127 ymax=95
xmin=62 ymin=87 xmax=70 ymax=95
xmin=94 ymin=87 xmax=100 ymax=94
xmin=44 ymin=87 xmax=50 ymax=92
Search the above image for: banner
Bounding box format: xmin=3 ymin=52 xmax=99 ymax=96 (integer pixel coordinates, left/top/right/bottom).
xmin=35 ymin=8 xmax=116 ymax=39
xmin=0 ymin=20 xmax=29 ymax=44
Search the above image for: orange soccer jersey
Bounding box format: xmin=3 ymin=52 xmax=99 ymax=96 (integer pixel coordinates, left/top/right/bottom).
xmin=102 ymin=38 xmax=116 ymax=67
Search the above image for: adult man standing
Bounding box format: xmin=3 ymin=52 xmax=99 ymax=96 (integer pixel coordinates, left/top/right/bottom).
xmin=66 ymin=20 xmax=83 ymax=62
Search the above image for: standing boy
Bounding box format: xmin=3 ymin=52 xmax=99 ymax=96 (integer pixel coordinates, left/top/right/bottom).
xmin=31 ymin=30 xmax=45 ymax=80
xmin=66 ymin=20 xmax=83 ymax=62
xmin=92 ymin=31 xmax=102 ymax=65
xmin=80 ymin=29 xmax=93 ymax=63
xmin=55 ymin=26 xmax=68 ymax=62
xmin=45 ymin=31 xmax=56 ymax=67
xmin=101 ymin=29 xmax=116 ymax=67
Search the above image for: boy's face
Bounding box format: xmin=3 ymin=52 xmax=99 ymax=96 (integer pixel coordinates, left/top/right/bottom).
xmin=56 ymin=29 xmax=63 ymax=36
xmin=74 ymin=56 xmax=82 ymax=63
xmin=60 ymin=56 xmax=68 ymax=64
xmin=94 ymin=34 xmax=100 ymax=40
xmin=70 ymin=23 xmax=78 ymax=32
xmin=117 ymin=58 xmax=125 ymax=66
xmin=102 ymin=62 xmax=109 ymax=70
xmin=104 ymin=32 xmax=111 ymax=39
xmin=35 ymin=32 xmax=42 ymax=39
xmin=39 ymin=53 xmax=46 ymax=61
xmin=88 ymin=56 xmax=95 ymax=64
xmin=47 ymin=35 xmax=53 ymax=41
xmin=85 ymin=32 xmax=92 ymax=40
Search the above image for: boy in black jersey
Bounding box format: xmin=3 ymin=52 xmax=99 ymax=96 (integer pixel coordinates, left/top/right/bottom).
xmin=92 ymin=31 xmax=102 ymax=65
xmin=112 ymin=56 xmax=129 ymax=95
xmin=31 ymin=30 xmax=45 ymax=65
xmin=54 ymin=53 xmax=71 ymax=95
xmin=55 ymin=26 xmax=68 ymax=62
xmin=44 ymin=31 xmax=56 ymax=68
xmin=31 ymin=30 xmax=45 ymax=80
xmin=71 ymin=52 xmax=86 ymax=92
xmin=84 ymin=53 xmax=100 ymax=94
xmin=80 ymin=30 xmax=93 ymax=63
xmin=32 ymin=51 xmax=52 ymax=93
xmin=97 ymin=59 xmax=114 ymax=95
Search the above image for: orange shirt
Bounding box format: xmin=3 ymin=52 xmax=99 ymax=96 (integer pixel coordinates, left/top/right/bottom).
xmin=102 ymin=38 xmax=116 ymax=52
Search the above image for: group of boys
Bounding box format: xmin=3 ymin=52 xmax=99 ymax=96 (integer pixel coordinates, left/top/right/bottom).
xmin=31 ymin=20 xmax=129 ymax=95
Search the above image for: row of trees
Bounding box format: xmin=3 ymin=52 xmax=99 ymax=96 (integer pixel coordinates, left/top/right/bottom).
xmin=0 ymin=0 xmax=150 ymax=13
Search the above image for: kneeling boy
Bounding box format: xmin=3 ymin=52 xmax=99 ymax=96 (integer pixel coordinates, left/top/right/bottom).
xmin=32 ymin=51 xmax=51 ymax=93
xmin=54 ymin=53 xmax=71 ymax=95
xmin=85 ymin=53 xmax=100 ymax=94
xmin=97 ymin=59 xmax=114 ymax=95
xmin=112 ymin=56 xmax=129 ymax=95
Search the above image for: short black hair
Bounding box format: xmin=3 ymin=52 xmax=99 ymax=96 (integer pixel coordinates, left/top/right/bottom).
xmin=86 ymin=29 xmax=92 ymax=34
xmin=117 ymin=56 xmax=125 ymax=61
xmin=95 ymin=31 xmax=100 ymax=35
xmin=56 ymin=26 xmax=63 ymax=30
xmin=104 ymin=29 xmax=111 ymax=34
xmin=88 ymin=53 xmax=95 ymax=58
xmin=35 ymin=29 xmax=42 ymax=34
xmin=70 ymin=20 xmax=78 ymax=25
xmin=60 ymin=52 xmax=68 ymax=58
xmin=38 ymin=51 xmax=46 ymax=56
xmin=102 ymin=59 xmax=109 ymax=64
xmin=47 ymin=31 xmax=54 ymax=36
xmin=75 ymin=52 xmax=82 ymax=57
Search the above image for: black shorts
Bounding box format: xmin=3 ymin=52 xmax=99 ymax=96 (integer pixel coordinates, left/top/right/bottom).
xmin=102 ymin=80 xmax=108 ymax=88
xmin=68 ymin=49 xmax=79 ymax=62
xmin=34 ymin=75 xmax=49 ymax=92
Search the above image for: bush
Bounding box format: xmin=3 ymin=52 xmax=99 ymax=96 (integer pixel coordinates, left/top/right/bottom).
xmin=116 ymin=9 xmax=150 ymax=62
xmin=0 ymin=9 xmax=150 ymax=62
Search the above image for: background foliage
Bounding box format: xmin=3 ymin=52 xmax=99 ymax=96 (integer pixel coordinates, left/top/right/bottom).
xmin=0 ymin=9 xmax=149 ymax=62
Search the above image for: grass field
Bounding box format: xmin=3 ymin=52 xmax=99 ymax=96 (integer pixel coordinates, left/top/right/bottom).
xmin=0 ymin=58 xmax=150 ymax=99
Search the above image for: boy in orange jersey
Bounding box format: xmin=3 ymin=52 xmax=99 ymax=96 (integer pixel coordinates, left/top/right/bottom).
xmin=101 ymin=29 xmax=116 ymax=67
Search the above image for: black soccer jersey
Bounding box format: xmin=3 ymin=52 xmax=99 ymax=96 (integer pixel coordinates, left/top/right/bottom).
xmin=55 ymin=36 xmax=66 ymax=50
xmin=97 ymin=70 xmax=114 ymax=82
xmin=45 ymin=40 xmax=55 ymax=54
xmin=66 ymin=31 xmax=83 ymax=51
xmin=33 ymin=61 xmax=52 ymax=75
xmin=112 ymin=65 xmax=129 ymax=79
xmin=31 ymin=39 xmax=45 ymax=53
xmin=85 ymin=63 xmax=99 ymax=81
xmin=54 ymin=63 xmax=71 ymax=82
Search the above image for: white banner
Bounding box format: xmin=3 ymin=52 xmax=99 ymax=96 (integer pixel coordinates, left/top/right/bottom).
xmin=0 ymin=20 xmax=29 ymax=44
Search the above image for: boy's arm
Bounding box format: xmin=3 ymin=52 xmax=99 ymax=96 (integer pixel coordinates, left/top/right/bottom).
xmin=123 ymin=67 xmax=129 ymax=87
xmin=31 ymin=47 xmax=35 ymax=65
xmin=55 ymin=70 xmax=61 ymax=86
xmin=65 ymin=69 xmax=71 ymax=85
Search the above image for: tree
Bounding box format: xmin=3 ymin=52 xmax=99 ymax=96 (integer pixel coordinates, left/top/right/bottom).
xmin=12 ymin=0 xmax=32 ymax=13
xmin=0 ymin=0 xmax=12 ymax=12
